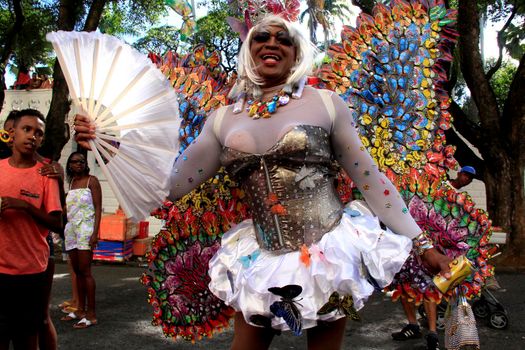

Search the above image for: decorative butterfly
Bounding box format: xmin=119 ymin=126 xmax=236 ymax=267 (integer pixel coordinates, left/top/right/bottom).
xmin=165 ymin=0 xmax=196 ymax=41
xmin=268 ymin=284 xmax=303 ymax=336
xmin=317 ymin=292 xmax=361 ymax=321
xmin=343 ymin=207 xmax=362 ymax=217
xmin=238 ymin=249 xmax=261 ymax=268
xmin=299 ymin=244 xmax=327 ymax=267
xmin=309 ymin=244 xmax=327 ymax=264
xmin=300 ymin=244 xmax=311 ymax=267
xmin=192 ymin=45 xmax=221 ymax=69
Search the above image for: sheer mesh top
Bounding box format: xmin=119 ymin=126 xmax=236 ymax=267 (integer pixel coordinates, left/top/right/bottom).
xmin=169 ymin=86 xmax=422 ymax=240
xmin=221 ymin=125 xmax=342 ymax=251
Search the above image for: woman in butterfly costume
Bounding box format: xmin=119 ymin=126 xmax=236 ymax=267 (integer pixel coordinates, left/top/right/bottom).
xmin=74 ymin=14 xmax=453 ymax=349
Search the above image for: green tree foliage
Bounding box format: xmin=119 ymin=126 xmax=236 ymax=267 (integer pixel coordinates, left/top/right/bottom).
xmin=194 ymin=4 xmax=240 ymax=73
xmin=300 ymin=0 xmax=353 ymax=46
xmin=0 ymin=1 xmax=54 ymax=71
xmin=0 ymin=0 xmax=169 ymax=84
xmin=98 ymin=0 xmax=167 ymax=37
xmin=489 ymin=59 xmax=517 ymax=111
xmin=133 ymin=25 xmax=181 ymax=55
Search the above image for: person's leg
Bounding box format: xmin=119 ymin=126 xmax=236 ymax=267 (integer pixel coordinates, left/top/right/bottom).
xmin=68 ymin=250 xmax=86 ymax=318
xmin=39 ymin=316 xmax=57 ymax=350
xmin=12 ymin=272 xmax=46 ymax=350
xmin=306 ymin=317 xmax=347 ymax=350
xmin=424 ymin=301 xmax=439 ymax=350
xmin=39 ymin=257 xmax=57 ymax=350
xmin=76 ymin=250 xmax=96 ymax=322
xmin=11 ymin=334 xmax=38 ymax=350
xmin=59 ymin=243 xmax=79 ymax=310
xmin=424 ymin=300 xmax=437 ymax=333
xmin=231 ymin=313 xmax=275 ymax=350
xmin=68 ymin=258 xmax=79 ymax=309
xmin=402 ymin=298 xmax=418 ymax=324
xmin=0 ymin=274 xmax=11 ymax=350
xmin=392 ymin=298 xmax=421 ymax=340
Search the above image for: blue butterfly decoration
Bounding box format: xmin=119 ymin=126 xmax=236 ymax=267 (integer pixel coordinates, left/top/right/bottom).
xmin=268 ymin=284 xmax=303 ymax=336
xmin=238 ymin=249 xmax=261 ymax=268
xmin=343 ymin=208 xmax=362 ymax=217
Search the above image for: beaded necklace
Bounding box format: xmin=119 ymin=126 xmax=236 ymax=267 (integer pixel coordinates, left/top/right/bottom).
xmin=246 ymin=90 xmax=291 ymax=119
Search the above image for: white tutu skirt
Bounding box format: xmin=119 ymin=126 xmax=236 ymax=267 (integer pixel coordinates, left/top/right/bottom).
xmin=208 ymin=201 xmax=412 ymax=332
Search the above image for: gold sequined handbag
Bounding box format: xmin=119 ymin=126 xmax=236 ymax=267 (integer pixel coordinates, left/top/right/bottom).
xmin=444 ymin=291 xmax=480 ymax=350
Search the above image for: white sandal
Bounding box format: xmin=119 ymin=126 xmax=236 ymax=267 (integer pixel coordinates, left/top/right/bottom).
xmin=73 ymin=317 xmax=98 ymax=329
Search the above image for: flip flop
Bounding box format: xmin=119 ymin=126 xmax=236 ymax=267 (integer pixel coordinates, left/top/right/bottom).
xmin=61 ymin=306 xmax=78 ymax=314
xmin=61 ymin=312 xmax=82 ymax=321
xmin=73 ymin=318 xmax=98 ymax=329
xmin=58 ymin=301 xmax=72 ymax=309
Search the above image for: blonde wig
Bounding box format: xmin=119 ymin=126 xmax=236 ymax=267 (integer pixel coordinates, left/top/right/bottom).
xmin=229 ymin=15 xmax=317 ymax=99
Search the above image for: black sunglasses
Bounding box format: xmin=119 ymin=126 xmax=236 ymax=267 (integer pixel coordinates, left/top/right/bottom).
xmin=70 ymin=159 xmax=86 ymax=164
xmin=252 ymin=31 xmax=295 ymax=47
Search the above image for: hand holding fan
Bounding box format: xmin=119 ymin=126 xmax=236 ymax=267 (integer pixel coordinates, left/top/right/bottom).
xmin=46 ymin=31 xmax=181 ymax=221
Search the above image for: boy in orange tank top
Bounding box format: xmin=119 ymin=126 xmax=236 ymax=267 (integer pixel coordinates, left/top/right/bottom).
xmin=0 ymin=109 xmax=62 ymax=350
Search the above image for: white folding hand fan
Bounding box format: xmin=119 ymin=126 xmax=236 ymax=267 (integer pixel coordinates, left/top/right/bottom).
xmin=46 ymin=31 xmax=181 ymax=221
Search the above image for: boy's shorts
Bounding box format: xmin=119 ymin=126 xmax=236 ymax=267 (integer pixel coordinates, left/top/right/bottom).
xmin=0 ymin=271 xmax=47 ymax=338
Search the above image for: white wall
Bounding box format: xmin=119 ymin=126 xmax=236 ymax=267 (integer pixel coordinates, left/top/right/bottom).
xmin=458 ymin=179 xmax=487 ymax=211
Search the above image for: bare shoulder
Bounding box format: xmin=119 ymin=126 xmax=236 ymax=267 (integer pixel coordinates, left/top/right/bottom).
xmin=89 ymin=175 xmax=101 ymax=187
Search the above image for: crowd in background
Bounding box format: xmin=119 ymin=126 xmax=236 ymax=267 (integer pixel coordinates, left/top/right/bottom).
xmin=11 ymin=68 xmax=53 ymax=90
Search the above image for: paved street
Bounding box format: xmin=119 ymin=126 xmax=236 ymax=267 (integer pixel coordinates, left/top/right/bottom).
xmin=50 ymin=262 xmax=525 ymax=349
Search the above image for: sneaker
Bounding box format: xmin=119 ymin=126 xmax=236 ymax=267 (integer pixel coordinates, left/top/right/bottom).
xmin=391 ymin=324 xmax=422 ymax=341
xmin=426 ymin=332 xmax=440 ymax=350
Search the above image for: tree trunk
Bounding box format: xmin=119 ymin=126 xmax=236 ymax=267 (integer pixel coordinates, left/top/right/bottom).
xmin=39 ymin=58 xmax=71 ymax=160
xmin=39 ymin=0 xmax=80 ymax=159
xmin=487 ymin=155 xmax=525 ymax=266
xmin=455 ymin=1 xmax=525 ymax=266
xmin=40 ymin=0 xmax=107 ymax=159
xmin=498 ymin=52 xmax=525 ymax=265
xmin=83 ymin=0 xmax=107 ymax=31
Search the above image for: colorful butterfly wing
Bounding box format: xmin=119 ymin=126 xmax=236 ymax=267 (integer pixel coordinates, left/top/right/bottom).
xmin=340 ymin=295 xmax=361 ymax=321
xmin=315 ymin=0 xmax=458 ymax=186
xmin=317 ymin=292 xmax=340 ymax=315
xmin=141 ymin=48 xmax=246 ymax=342
xmin=269 ymin=300 xmax=302 ymax=336
xmin=166 ymin=0 xmax=192 ymax=17
xmin=314 ymin=0 xmax=493 ymax=304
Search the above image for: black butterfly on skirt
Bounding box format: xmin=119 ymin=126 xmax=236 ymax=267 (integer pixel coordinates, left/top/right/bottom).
xmin=317 ymin=292 xmax=361 ymax=321
xmin=268 ymin=284 xmax=303 ymax=336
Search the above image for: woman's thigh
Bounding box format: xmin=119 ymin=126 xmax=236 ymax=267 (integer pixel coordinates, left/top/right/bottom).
xmin=306 ymin=317 xmax=347 ymax=350
xmin=76 ymin=250 xmax=93 ymax=276
xmin=231 ymin=313 xmax=275 ymax=350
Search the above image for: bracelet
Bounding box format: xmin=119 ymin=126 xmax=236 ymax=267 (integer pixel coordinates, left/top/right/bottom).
xmin=412 ymin=231 xmax=434 ymax=255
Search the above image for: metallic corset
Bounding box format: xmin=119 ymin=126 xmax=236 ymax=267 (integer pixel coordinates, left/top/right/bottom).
xmin=221 ymin=125 xmax=343 ymax=252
